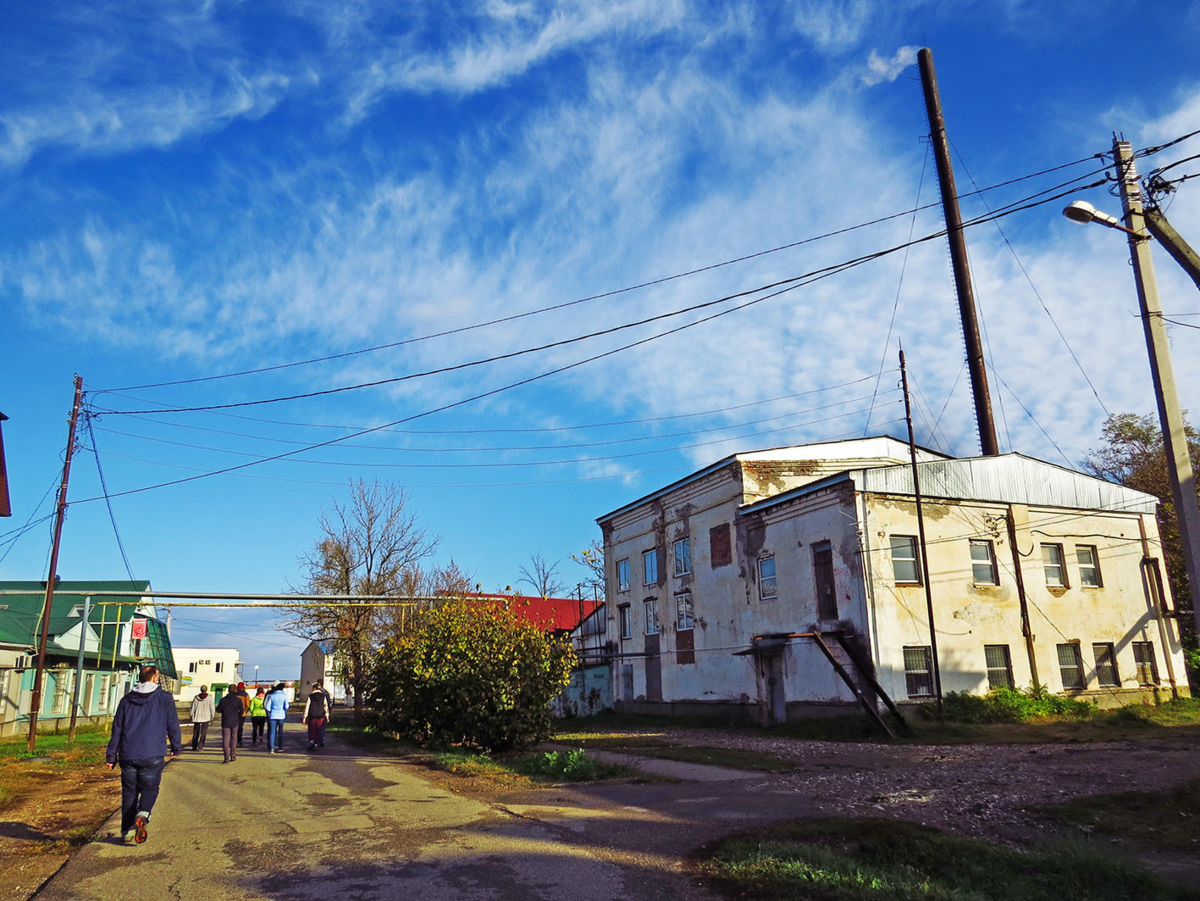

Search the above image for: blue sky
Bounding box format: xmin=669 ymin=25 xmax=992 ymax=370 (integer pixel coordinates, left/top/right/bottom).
xmin=3 ymin=0 xmax=1200 ymax=679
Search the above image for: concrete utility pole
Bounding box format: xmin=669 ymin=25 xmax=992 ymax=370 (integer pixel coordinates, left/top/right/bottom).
xmin=27 ymin=375 xmax=85 ymax=751
xmin=1113 ymin=139 xmax=1200 ymax=636
xmin=918 ymin=47 xmax=1000 ymax=457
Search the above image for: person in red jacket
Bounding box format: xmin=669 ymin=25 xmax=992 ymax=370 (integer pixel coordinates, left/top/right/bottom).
xmin=105 ymin=665 xmax=181 ymax=844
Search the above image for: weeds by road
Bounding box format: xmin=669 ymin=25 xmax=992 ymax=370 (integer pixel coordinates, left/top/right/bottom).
xmin=697 ymin=817 xmax=1200 ymax=900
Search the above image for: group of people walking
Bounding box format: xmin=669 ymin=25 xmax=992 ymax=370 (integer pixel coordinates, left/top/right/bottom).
xmin=106 ymin=668 xmax=337 ymax=844
xmin=188 ymin=680 xmax=331 ymax=760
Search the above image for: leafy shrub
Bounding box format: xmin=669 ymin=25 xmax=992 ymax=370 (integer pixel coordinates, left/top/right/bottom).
xmin=517 ymin=748 xmax=598 ymax=781
xmin=367 ymin=597 xmax=575 ymax=751
xmin=938 ymin=686 xmax=1095 ymax=724
xmin=1184 ymin=646 xmax=1200 ymax=693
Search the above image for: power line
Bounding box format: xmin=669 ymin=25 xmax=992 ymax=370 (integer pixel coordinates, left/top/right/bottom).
xmin=85 ymin=416 xmax=137 ymax=582
xmin=95 ymin=153 xmax=1108 ymax=395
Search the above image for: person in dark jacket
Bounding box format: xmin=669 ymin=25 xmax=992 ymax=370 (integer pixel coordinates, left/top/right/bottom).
xmin=302 ymin=681 xmax=332 ymax=751
xmin=234 ymin=682 xmax=251 ymax=747
xmin=105 ymin=665 xmax=182 ymax=844
xmin=217 ymin=689 xmax=244 ymax=763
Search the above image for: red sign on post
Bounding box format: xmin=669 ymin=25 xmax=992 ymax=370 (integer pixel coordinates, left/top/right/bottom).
xmin=130 ymin=618 xmax=148 ymax=640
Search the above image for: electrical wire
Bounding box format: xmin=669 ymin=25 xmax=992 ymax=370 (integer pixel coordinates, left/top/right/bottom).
xmin=991 ymin=371 xmax=1073 ymax=468
xmin=85 ymin=415 xmax=137 ymax=582
xmin=95 ymin=153 xmax=1109 ymax=395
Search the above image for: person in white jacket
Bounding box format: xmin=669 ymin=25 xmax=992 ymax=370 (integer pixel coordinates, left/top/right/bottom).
xmin=189 ymin=686 xmax=215 ymax=751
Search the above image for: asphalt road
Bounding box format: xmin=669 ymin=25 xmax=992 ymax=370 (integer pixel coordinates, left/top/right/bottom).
xmin=35 ymin=729 xmax=740 ymax=901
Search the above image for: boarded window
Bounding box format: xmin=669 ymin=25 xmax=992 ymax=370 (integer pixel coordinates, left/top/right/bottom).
xmin=984 ymin=644 xmax=1013 ymax=689
xmin=970 ymin=539 xmax=999 ymax=585
xmin=676 ymin=627 xmax=695 ymax=666
xmin=890 ymin=536 xmax=920 ymax=583
xmin=1093 ymin=642 xmax=1119 ymax=687
xmin=709 ymin=524 xmax=732 ymax=568
xmin=1132 ymin=641 xmax=1158 ymax=685
xmin=1057 ymin=643 xmax=1085 ymax=690
xmin=903 ymin=646 xmax=934 ymax=698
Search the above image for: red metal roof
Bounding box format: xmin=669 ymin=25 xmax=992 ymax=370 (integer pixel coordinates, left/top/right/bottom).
xmin=461 ymin=593 xmax=602 ymax=632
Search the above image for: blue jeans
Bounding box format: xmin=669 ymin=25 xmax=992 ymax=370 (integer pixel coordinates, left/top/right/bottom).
xmin=119 ymin=757 xmax=165 ymax=833
xmin=267 ymin=718 xmax=284 ymax=750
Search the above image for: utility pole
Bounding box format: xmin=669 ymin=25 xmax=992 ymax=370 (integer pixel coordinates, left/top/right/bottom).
xmin=27 ymin=375 xmax=85 ymax=752
xmin=918 ymin=47 xmax=1000 ymax=457
xmin=900 ymin=350 xmax=943 ymax=711
xmin=1113 ymin=139 xmax=1200 ymax=636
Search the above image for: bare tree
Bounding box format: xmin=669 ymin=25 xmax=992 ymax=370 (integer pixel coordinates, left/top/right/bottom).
xmin=516 ymin=552 xmax=565 ymax=598
xmin=282 ymin=479 xmax=438 ymax=721
xmin=570 ymin=539 xmax=605 ymax=599
xmin=376 ymin=559 xmax=477 ymax=642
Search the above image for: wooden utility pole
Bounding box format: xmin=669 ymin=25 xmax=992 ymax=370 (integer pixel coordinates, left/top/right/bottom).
xmin=27 ymin=375 xmax=85 ymax=751
xmin=918 ymin=47 xmax=1000 ymax=457
xmin=1113 ymin=139 xmax=1200 ymax=638
xmin=900 ymin=350 xmax=943 ymax=710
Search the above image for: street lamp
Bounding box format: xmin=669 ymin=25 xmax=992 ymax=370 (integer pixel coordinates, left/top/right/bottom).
xmin=254 ymin=665 xmax=259 ymax=688
xmin=1062 ymin=137 xmax=1200 ymax=639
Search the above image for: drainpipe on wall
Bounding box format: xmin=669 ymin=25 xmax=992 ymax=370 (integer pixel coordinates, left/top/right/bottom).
xmin=1138 ymin=516 xmax=1179 ymax=699
xmin=1005 ymin=506 xmax=1040 ymax=688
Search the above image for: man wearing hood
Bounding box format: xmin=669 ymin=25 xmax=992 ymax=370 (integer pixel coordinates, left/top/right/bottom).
xmin=189 ymin=685 xmax=214 ymax=751
xmin=105 ymin=665 xmax=182 ymax=844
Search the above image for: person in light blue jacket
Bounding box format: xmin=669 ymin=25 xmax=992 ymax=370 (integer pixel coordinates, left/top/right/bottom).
xmin=264 ymin=682 xmax=290 ymax=753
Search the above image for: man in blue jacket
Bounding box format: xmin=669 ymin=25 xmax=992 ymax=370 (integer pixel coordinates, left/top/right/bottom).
xmin=105 ymin=665 xmax=182 ymax=844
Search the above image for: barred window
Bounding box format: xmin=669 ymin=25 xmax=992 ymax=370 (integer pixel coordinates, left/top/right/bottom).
xmin=903 ymin=646 xmax=934 ymax=698
xmin=890 ymin=536 xmax=920 ymax=583
xmin=1057 ymin=643 xmax=1085 ymax=690
xmin=970 ymin=540 xmax=999 ymax=585
xmin=984 ymin=644 xmax=1014 ymax=689
xmin=1132 ymin=642 xmax=1158 ymax=686
xmin=51 ymin=671 xmax=72 ymax=714
xmin=1093 ymin=642 xmax=1120 ymax=688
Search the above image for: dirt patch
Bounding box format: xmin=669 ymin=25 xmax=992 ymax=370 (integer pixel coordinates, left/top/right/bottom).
xmin=0 ymin=764 xmax=119 ymax=901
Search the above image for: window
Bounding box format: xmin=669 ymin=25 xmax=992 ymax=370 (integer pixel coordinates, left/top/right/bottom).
xmin=643 ymin=549 xmax=658 ymax=586
xmin=673 ymin=538 xmax=692 ymax=577
xmin=1057 ymin=643 xmax=1085 ymax=690
xmin=51 ymin=671 xmax=72 ymax=714
xmin=676 ymin=592 xmax=694 ymax=630
xmin=903 ymin=646 xmax=934 ymax=698
xmin=1042 ymin=544 xmax=1067 ymax=587
xmin=814 ymin=543 xmax=837 ymax=620
xmin=1132 ymin=641 xmax=1159 ymax=685
xmin=890 ymin=536 xmax=920 ymax=583
xmin=1093 ymin=642 xmax=1120 ymax=687
xmin=643 ymin=600 xmax=659 ymax=635
xmin=97 ymin=675 xmax=110 ymax=712
xmin=970 ymin=539 xmax=999 ymax=585
xmin=758 ymin=556 xmax=777 ymax=600
xmin=618 ymin=605 xmax=632 ymax=640
xmin=616 ymin=559 xmax=630 ymax=592
xmin=188 ymin=661 xmax=198 ymax=674
xmin=984 ymin=644 xmax=1014 ymax=689
xmin=214 ymin=662 xmax=224 ymax=674
xmin=70 ymin=605 xmax=85 ymax=618
xmin=1077 ymin=545 xmax=1102 ymax=588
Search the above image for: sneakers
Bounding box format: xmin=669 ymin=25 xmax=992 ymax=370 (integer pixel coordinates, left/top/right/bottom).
xmin=121 ymin=831 xmax=134 ymax=844
xmin=134 ymin=814 xmax=149 ymax=844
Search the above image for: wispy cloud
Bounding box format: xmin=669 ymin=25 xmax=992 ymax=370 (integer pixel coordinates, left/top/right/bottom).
xmin=861 ymin=45 xmax=919 ymax=86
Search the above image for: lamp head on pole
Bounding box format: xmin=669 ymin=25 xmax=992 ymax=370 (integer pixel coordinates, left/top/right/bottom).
xmin=1062 ymin=200 xmax=1145 ymax=237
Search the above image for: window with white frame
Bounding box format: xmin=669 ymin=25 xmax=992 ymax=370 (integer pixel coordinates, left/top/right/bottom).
xmin=676 ymin=591 xmax=694 ymax=630
xmin=984 ymin=644 xmax=1014 ymax=689
xmin=1092 ymin=642 xmax=1120 ymax=687
xmin=1057 ymin=643 xmax=1085 ymax=690
xmin=1042 ymin=544 xmax=1067 ymax=587
xmin=970 ymin=539 xmax=999 ymax=585
xmin=1132 ymin=641 xmax=1158 ymax=685
xmin=643 ymin=549 xmax=658 ymax=586
xmin=673 ymin=538 xmax=692 ymax=577
xmin=758 ymin=556 xmax=777 ymax=600
xmin=643 ymin=599 xmax=659 ymax=635
xmin=97 ymin=675 xmax=110 ymax=711
xmin=618 ymin=604 xmax=632 ymax=639
xmin=616 ymin=559 xmax=631 ymax=592
xmin=903 ymin=646 xmax=934 ymax=698
xmin=890 ymin=536 xmax=920 ymax=583
xmin=1077 ymin=545 xmax=1102 ymax=588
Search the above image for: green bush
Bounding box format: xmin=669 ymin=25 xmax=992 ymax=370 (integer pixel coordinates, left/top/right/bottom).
xmin=1184 ymin=646 xmax=1200 ymax=692
xmin=517 ymin=748 xmax=598 ymax=781
xmin=367 ymin=596 xmax=575 ymax=751
xmin=938 ymin=686 xmax=1095 ymax=724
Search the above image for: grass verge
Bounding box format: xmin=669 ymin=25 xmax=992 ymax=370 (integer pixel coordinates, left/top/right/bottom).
xmin=1038 ymin=777 xmax=1200 ymax=857
xmin=431 ymin=748 xmax=635 ymax=789
xmin=698 ymin=817 xmax=1200 ymax=900
xmin=0 ymin=729 xmax=110 ymax=812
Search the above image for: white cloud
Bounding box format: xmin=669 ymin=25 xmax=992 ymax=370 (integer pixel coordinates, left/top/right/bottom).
xmin=792 ymin=0 xmax=873 ymax=53
xmin=861 ymin=45 xmax=919 ymax=87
